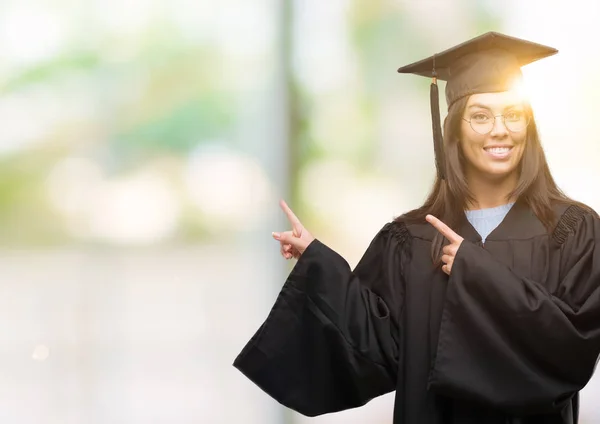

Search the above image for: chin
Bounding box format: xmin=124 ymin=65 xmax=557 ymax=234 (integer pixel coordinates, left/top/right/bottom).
xmin=475 ymin=164 xmax=519 ymax=180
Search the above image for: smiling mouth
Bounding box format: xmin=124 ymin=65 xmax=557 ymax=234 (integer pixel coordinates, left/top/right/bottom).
xmin=484 ymin=146 xmax=513 ymax=154
xmin=483 ymin=146 xmax=513 ymax=159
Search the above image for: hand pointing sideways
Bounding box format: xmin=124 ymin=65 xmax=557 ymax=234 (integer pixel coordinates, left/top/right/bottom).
xmin=272 ymin=200 xmax=315 ymax=260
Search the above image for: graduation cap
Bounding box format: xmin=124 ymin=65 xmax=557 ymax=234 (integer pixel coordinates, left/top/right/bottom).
xmin=397 ymin=32 xmax=558 ymax=179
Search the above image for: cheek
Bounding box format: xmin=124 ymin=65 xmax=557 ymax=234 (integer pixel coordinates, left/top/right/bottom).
xmin=459 ymin=130 xmax=485 ymax=156
xmin=513 ymin=131 xmax=527 ymax=145
xmin=513 ymin=134 xmax=527 ymax=159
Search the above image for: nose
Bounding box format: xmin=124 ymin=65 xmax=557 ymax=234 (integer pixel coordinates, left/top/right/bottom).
xmin=490 ymin=116 xmax=509 ymax=137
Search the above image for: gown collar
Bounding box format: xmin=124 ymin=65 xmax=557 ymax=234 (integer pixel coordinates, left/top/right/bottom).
xmin=459 ymin=199 xmax=545 ymax=243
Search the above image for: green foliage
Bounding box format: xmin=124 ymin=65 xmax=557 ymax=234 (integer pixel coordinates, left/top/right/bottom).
xmin=115 ymin=92 xmax=233 ymax=156
xmin=1 ymin=51 xmax=101 ymax=92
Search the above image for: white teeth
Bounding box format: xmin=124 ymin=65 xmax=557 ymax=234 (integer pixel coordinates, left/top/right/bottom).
xmin=485 ymin=147 xmax=510 ymax=153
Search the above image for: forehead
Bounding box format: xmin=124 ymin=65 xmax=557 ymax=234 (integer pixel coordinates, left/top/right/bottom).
xmin=466 ymin=91 xmax=526 ymax=109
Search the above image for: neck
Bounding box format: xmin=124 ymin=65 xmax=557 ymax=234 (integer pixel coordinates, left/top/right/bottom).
xmin=466 ymin=171 xmax=519 ymax=210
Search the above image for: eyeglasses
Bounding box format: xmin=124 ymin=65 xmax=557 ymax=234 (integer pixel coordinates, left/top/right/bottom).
xmin=462 ymin=110 xmax=531 ymax=135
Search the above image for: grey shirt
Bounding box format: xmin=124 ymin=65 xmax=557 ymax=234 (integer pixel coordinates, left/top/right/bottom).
xmin=465 ymin=203 xmax=515 ymax=243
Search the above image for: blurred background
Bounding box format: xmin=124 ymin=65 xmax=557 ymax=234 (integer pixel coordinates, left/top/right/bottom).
xmin=0 ymin=0 xmax=599 ymax=423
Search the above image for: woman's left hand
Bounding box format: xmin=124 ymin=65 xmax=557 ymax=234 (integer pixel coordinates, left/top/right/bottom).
xmin=426 ymin=214 xmax=465 ymax=275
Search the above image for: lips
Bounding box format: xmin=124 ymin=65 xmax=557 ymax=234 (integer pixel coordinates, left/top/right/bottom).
xmin=483 ymin=145 xmax=513 ymax=159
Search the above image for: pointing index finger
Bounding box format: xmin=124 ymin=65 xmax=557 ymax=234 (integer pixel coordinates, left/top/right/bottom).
xmin=280 ymin=200 xmax=302 ymax=234
xmin=426 ymin=214 xmax=462 ymax=243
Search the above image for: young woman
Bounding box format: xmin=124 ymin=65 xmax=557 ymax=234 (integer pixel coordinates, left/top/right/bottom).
xmin=233 ymin=32 xmax=600 ymax=424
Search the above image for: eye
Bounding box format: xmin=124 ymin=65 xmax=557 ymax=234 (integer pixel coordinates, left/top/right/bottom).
xmin=471 ymin=113 xmax=490 ymax=123
xmin=505 ymin=111 xmax=524 ymax=121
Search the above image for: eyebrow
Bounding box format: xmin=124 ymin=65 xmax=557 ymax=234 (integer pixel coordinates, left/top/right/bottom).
xmin=468 ymin=103 xmax=523 ymax=110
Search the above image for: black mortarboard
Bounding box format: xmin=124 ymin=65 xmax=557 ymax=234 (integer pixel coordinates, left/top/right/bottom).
xmin=397 ymin=32 xmax=558 ymax=179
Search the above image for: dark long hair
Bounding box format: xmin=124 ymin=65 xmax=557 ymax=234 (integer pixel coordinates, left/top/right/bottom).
xmin=400 ymin=95 xmax=590 ymax=262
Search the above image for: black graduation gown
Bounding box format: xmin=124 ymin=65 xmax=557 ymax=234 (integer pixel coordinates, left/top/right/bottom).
xmin=233 ymin=201 xmax=600 ymax=424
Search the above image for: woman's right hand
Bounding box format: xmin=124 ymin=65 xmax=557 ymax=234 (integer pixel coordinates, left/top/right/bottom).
xmin=272 ymin=199 xmax=315 ymax=260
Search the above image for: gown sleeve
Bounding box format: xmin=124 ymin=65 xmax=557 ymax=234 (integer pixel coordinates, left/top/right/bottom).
xmin=232 ymin=221 xmax=409 ymax=417
xmin=428 ymin=206 xmax=600 ymax=415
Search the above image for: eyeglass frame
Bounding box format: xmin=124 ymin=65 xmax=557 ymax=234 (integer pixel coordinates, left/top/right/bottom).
xmin=462 ymin=110 xmax=531 ymax=135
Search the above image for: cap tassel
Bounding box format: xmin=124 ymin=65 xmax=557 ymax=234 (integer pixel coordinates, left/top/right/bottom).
xmin=430 ymin=73 xmax=446 ymax=180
